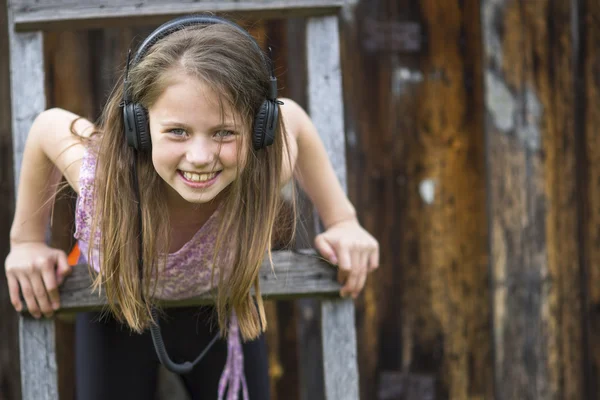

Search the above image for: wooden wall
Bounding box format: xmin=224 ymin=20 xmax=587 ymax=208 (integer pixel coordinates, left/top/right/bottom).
xmin=4 ymin=0 xmax=600 ymax=399
xmin=0 ymin=0 xmax=20 ymax=398
xmin=342 ymin=1 xmax=492 ymax=398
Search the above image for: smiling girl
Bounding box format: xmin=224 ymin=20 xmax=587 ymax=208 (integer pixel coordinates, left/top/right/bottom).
xmin=5 ymin=15 xmax=378 ymax=400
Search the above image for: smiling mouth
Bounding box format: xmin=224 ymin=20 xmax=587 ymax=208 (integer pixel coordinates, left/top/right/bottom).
xmin=180 ymin=170 xmax=220 ymax=182
xmin=177 ymin=170 xmax=222 ymax=189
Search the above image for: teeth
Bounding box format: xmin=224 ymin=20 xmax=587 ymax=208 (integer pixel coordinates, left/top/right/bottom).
xmin=182 ymin=171 xmax=217 ymax=182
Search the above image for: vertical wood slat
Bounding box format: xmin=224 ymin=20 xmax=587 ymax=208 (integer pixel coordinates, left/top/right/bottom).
xmin=584 ymin=0 xmax=600 ymax=397
xmin=18 ymin=318 xmax=58 ymax=400
xmin=0 ymin=0 xmax=21 ymax=397
xmin=7 ymin=5 xmax=56 ymax=400
xmin=481 ymin=1 xmax=550 ymax=397
xmin=481 ymin=1 xmax=587 ymax=399
xmin=306 ymin=15 xmax=359 ymax=400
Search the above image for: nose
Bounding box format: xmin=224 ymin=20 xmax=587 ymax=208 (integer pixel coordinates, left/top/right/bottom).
xmin=185 ymin=136 xmax=216 ymax=166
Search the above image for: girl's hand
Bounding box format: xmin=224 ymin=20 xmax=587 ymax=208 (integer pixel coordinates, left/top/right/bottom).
xmin=5 ymin=242 xmax=72 ymax=318
xmin=314 ymin=219 xmax=379 ymax=299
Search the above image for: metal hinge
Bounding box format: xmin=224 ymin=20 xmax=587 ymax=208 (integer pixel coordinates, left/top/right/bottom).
xmin=362 ymin=18 xmax=423 ymax=53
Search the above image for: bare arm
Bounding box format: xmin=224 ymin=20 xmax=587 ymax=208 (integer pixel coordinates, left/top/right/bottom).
xmin=10 ymin=108 xmax=92 ymax=244
xmin=281 ymin=99 xmax=379 ymax=299
xmin=280 ymin=98 xmax=356 ymax=228
xmin=6 ymin=107 xmax=93 ymax=318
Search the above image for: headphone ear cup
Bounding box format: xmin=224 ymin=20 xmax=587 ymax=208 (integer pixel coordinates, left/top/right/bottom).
xmin=253 ymin=100 xmax=277 ymax=150
xmin=264 ymin=101 xmax=278 ymax=148
xmin=133 ymin=104 xmax=151 ymax=152
xmin=124 ymin=102 xmax=139 ymax=149
xmin=253 ymin=101 xmax=268 ymax=150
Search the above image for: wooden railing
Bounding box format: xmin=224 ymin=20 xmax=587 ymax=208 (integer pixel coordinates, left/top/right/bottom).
xmin=19 ymin=250 xmax=357 ymax=399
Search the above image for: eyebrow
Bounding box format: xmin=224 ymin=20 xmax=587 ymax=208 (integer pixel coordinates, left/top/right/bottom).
xmin=159 ymin=120 xmax=237 ymax=130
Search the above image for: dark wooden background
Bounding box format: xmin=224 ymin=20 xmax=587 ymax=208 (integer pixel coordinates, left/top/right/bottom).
xmin=3 ymin=0 xmax=600 ymax=399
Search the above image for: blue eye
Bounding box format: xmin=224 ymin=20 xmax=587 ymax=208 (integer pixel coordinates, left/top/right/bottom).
xmin=168 ymin=128 xmax=187 ymax=137
xmin=214 ymin=130 xmax=235 ymax=139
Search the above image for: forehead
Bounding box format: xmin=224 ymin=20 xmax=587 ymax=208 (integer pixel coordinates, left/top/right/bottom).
xmin=148 ymin=72 xmax=242 ymax=127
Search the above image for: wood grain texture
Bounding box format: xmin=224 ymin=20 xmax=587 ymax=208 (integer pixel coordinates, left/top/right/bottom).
xmin=266 ymin=17 xmax=304 ymax=400
xmin=583 ymin=0 xmax=600 ymax=397
xmin=0 ymin=0 xmax=21 ymax=397
xmin=482 ymin=0 xmax=587 ymax=398
xmin=18 ymin=251 xmax=340 ymax=313
xmin=306 ymin=15 xmax=359 ymax=400
xmin=342 ymin=1 xmax=492 ymax=399
xmin=9 ymin=0 xmax=357 ymax=31
xmin=321 ymin=299 xmax=358 ymax=400
xmin=18 ymin=317 xmax=58 ymax=400
xmin=8 ymin=25 xmax=44 ymax=187
xmin=340 ymin=2 xmax=413 ymax=399
xmin=306 ymin=15 xmax=347 ymax=192
xmin=420 ymin=1 xmax=493 ymax=398
xmin=7 ymin=4 xmax=54 ymax=399
xmin=545 ymin=2 xmax=588 ymax=398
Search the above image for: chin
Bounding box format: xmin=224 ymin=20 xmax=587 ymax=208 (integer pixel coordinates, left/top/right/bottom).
xmin=181 ymin=191 xmax=218 ymax=204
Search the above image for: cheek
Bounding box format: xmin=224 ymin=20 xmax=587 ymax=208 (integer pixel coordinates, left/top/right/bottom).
xmin=219 ymin=142 xmax=245 ymax=168
xmin=151 ymin=146 xmax=178 ymax=176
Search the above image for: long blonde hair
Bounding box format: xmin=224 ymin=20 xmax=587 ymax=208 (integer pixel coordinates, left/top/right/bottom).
xmin=89 ymin=22 xmax=295 ymax=340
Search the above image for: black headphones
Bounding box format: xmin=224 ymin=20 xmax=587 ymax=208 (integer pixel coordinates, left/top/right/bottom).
xmin=122 ymin=14 xmax=280 ymax=152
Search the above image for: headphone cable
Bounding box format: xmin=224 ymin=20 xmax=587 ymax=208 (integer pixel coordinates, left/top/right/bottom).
xmin=132 ymin=152 xmax=220 ymax=375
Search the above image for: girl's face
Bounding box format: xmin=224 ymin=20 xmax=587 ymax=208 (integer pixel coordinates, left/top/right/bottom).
xmin=148 ymin=73 xmax=246 ymax=208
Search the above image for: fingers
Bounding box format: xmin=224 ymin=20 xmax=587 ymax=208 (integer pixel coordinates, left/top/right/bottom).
xmin=314 ymin=234 xmax=338 ymax=265
xmin=55 ymin=250 xmax=71 ymax=286
xmin=340 ymin=249 xmax=358 ymax=298
xmin=29 ymin=271 xmax=54 ymax=318
xmin=10 ymin=257 xmax=59 ymax=318
xmin=41 ymin=258 xmax=61 ymax=311
xmin=16 ymin=273 xmax=41 ymax=318
xmin=7 ymin=273 xmax=22 ymax=312
xmin=341 ymin=250 xmax=368 ymax=299
xmin=354 ymin=253 xmax=369 ymax=298
xmin=368 ymin=245 xmax=380 ymax=271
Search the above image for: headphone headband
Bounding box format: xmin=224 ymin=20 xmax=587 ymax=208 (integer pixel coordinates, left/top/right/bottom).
xmin=132 ymin=16 xmax=262 ymax=64
xmin=127 ymin=15 xmax=276 ymax=100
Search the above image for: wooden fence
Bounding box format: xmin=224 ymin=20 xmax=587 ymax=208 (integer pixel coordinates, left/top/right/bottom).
xmin=3 ymin=0 xmax=600 ymax=399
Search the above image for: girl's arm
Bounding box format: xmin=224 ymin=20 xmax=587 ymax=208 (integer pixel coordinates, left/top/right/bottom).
xmin=281 ymin=99 xmax=379 ymax=299
xmin=6 ymin=108 xmax=93 ymax=318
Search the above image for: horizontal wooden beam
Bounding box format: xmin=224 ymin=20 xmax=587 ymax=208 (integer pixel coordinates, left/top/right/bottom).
xmin=19 ymin=250 xmax=340 ymax=314
xmin=9 ymin=0 xmax=356 ymax=31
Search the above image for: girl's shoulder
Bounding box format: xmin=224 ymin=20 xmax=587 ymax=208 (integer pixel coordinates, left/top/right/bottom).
xmin=34 ymin=108 xmax=97 ymax=195
xmin=279 ymin=97 xmax=308 ymax=140
xmin=278 ymin=98 xmax=308 ymax=181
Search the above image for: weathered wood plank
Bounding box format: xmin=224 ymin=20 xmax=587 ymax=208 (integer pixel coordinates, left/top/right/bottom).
xmin=306 ymin=15 xmax=359 ymax=400
xmin=321 ymin=299 xmax=358 ymax=399
xmin=306 ymin=16 xmax=347 ymax=193
xmin=481 ymin=0 xmax=587 ymax=398
xmin=339 ymin=2 xmax=416 ymax=398
xmin=583 ymin=0 xmax=600 ymax=397
xmin=8 ymin=24 xmax=44 ymax=186
xmin=8 ymin=0 xmax=357 ymax=31
xmin=482 ymin=1 xmax=551 ymax=398
xmin=546 ymin=1 xmax=589 ymax=398
xmin=19 ymin=251 xmax=340 ymax=313
xmin=0 ymin=0 xmax=21 ymax=397
xmin=414 ymin=0 xmax=494 ymax=398
xmin=19 ymin=317 xmax=58 ymax=400
xmin=7 ymin=3 xmax=56 ymax=399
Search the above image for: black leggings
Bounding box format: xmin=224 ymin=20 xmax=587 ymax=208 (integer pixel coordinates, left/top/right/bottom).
xmin=75 ymin=306 xmax=270 ymax=400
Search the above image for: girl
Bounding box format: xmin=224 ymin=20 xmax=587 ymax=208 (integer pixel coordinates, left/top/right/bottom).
xmin=5 ymin=15 xmax=379 ymax=400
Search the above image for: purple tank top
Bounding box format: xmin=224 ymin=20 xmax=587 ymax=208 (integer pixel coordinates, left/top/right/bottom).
xmin=74 ymin=144 xmax=249 ymax=400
